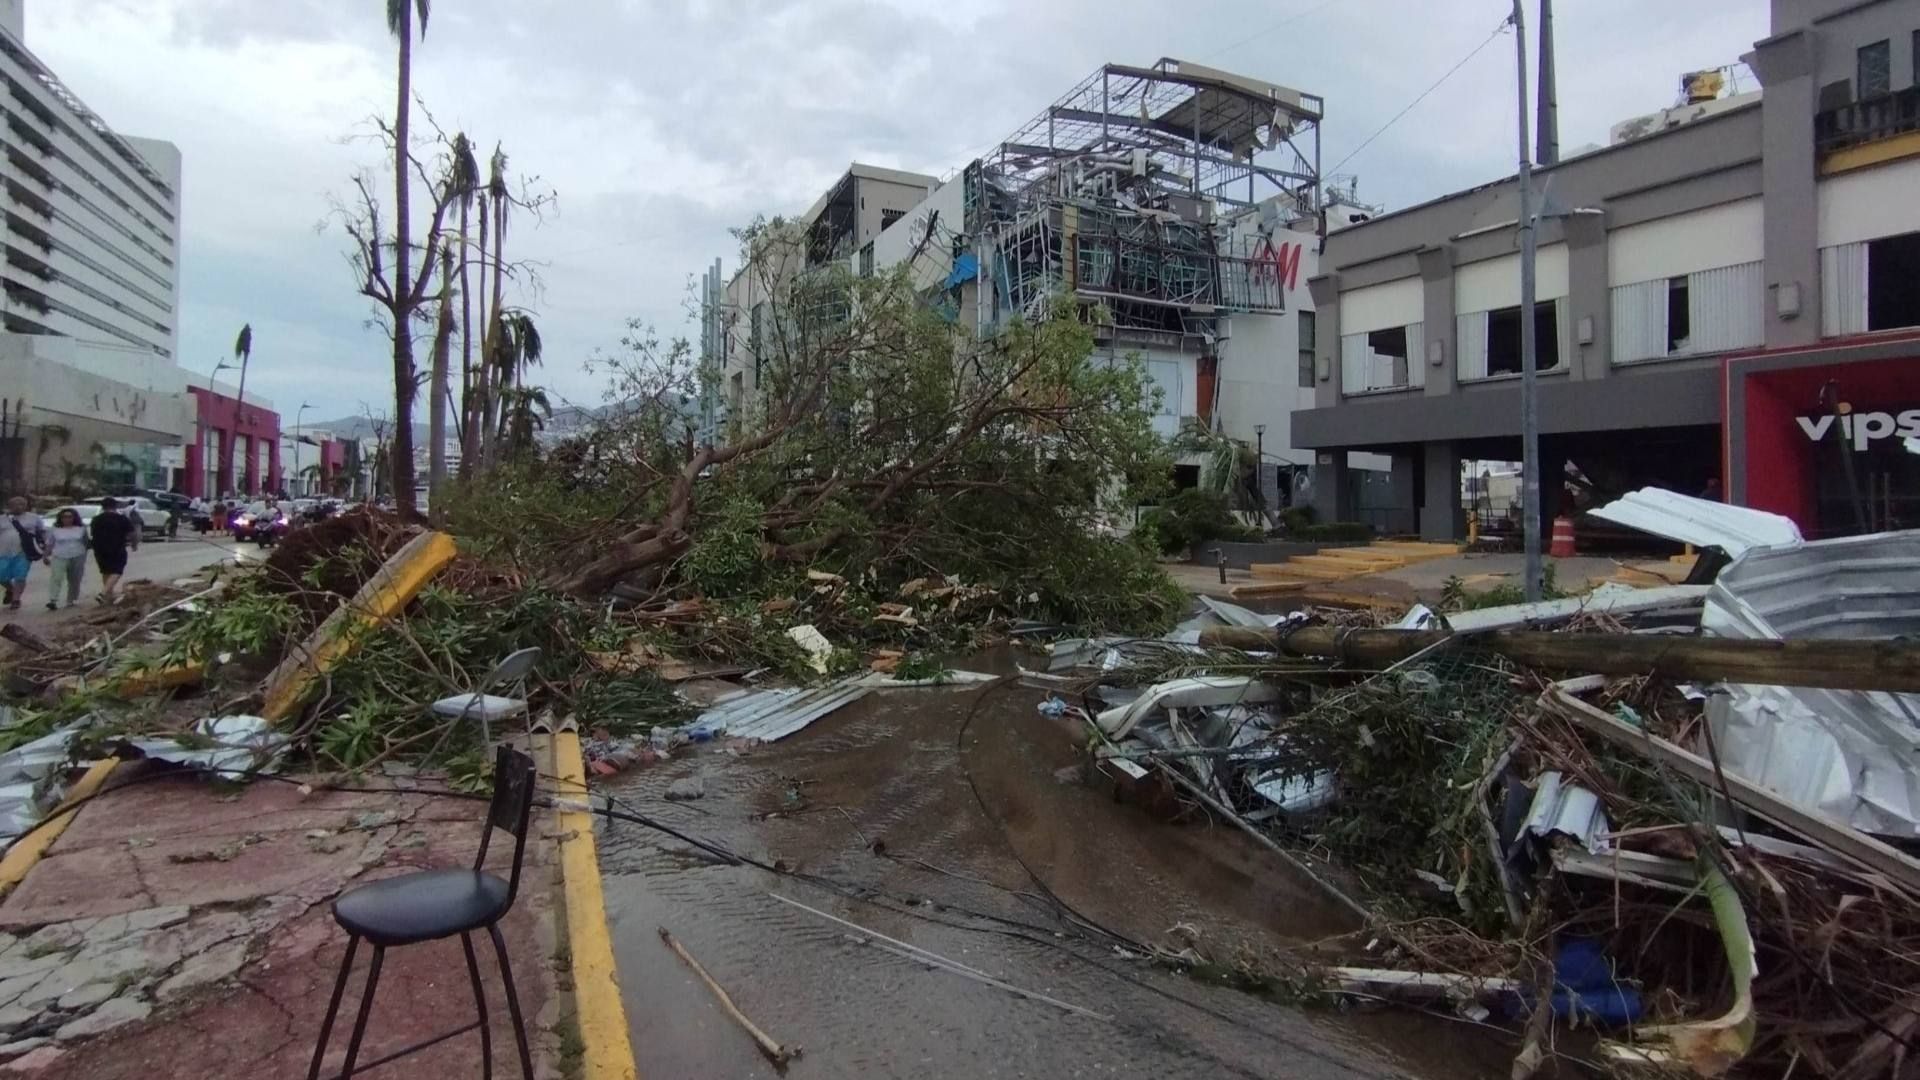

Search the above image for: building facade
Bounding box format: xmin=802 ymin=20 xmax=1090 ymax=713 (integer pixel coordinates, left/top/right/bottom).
xmin=1292 ymin=0 xmax=1920 ymax=540
xmin=185 ymin=379 xmax=278 ymax=498
xmin=704 ymin=60 xmax=1381 ymax=509
xmin=0 ymin=0 xmax=199 ymax=497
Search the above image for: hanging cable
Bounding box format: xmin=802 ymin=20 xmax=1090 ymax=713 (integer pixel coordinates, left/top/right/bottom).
xmin=1326 ymin=20 xmax=1513 ymax=177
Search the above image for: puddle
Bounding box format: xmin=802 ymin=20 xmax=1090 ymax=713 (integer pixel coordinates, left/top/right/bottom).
xmin=598 ymin=650 xmax=1517 ymax=1078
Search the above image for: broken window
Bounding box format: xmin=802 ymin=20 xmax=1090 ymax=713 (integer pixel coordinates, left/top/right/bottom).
xmin=1868 ymin=230 xmax=1920 ymax=331
xmin=1297 ymin=310 xmax=1316 ymax=389
xmin=750 ymin=302 xmax=766 ymax=382
xmin=1666 ymin=276 xmax=1690 ymax=352
xmin=880 ymin=208 xmax=905 ymax=233
xmin=858 ymin=242 xmax=874 ymax=278
xmin=1484 ymin=302 xmax=1560 ymax=376
xmin=1859 ymin=39 xmax=1891 ymax=98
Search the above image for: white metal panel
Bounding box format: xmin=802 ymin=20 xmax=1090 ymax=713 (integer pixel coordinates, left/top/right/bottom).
xmin=1817 ymin=158 xmax=1920 ymax=248
xmin=1339 ymin=333 xmax=1369 ymax=393
xmin=1821 ymin=242 xmax=1868 ymax=337
xmin=1590 ymin=487 xmax=1801 ymax=556
xmin=1687 ymin=261 xmax=1764 ymax=353
xmin=1607 ymin=198 xmax=1764 ymax=285
xmin=1456 ymin=311 xmax=1488 ymax=381
xmin=1454 ymin=244 xmax=1569 ymax=313
xmin=1406 ymin=321 xmax=1425 ymax=388
xmin=1337 ymin=277 xmax=1422 ymax=335
xmin=1610 ymin=279 xmax=1666 ymax=364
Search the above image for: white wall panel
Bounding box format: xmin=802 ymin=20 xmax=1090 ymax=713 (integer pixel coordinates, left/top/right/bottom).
xmin=1817 ymin=159 xmax=1920 ymax=248
xmin=1821 ymin=242 xmax=1869 ymax=337
xmin=1454 ymin=244 xmax=1568 ymax=313
xmin=1456 ymin=312 xmax=1488 ymax=381
xmin=1608 ymin=198 xmax=1764 ymax=285
xmin=1406 ymin=321 xmax=1425 ymax=388
xmin=1337 ymin=277 xmax=1422 ymax=335
xmin=1688 ymin=262 xmax=1764 ymax=353
xmin=1610 ymin=280 xmax=1666 ymax=364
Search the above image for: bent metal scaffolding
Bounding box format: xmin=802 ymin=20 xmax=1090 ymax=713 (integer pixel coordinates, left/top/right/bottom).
xmin=968 ymin=59 xmax=1324 ymax=339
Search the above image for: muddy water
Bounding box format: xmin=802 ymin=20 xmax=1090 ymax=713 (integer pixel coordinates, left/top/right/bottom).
xmin=599 ymin=653 xmax=1514 ymax=1078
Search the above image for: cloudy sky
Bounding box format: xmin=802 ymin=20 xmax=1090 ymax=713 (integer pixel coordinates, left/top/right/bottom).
xmin=28 ymin=0 xmax=1769 ymax=425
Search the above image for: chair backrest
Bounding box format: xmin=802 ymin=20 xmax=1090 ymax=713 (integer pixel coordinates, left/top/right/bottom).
xmin=482 ymin=647 xmax=543 ymax=693
xmin=475 ymin=744 xmax=537 ymax=906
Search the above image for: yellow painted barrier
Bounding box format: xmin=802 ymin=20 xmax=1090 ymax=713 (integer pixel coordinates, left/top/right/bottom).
xmin=259 ymin=530 xmax=460 ymax=723
xmin=0 ymin=758 xmax=119 ymax=899
xmin=545 ymin=729 xmax=638 ymax=1080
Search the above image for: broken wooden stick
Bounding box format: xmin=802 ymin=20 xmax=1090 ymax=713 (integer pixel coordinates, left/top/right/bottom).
xmin=657 ymin=926 xmax=800 ymax=1069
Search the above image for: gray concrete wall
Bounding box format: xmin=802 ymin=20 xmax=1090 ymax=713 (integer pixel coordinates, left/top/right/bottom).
xmin=1294 ymin=362 xmax=1721 ymax=449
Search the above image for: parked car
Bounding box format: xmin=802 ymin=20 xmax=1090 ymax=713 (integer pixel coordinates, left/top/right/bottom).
xmin=143 ymin=491 xmax=198 ymax=536
xmin=78 ymin=496 xmax=170 ymax=542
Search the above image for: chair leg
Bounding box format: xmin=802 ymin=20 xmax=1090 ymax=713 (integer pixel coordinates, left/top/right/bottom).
xmin=307 ymin=934 xmax=361 ymax=1080
xmin=462 ymin=932 xmax=493 ymax=1080
xmin=487 ymin=923 xmax=535 ymax=1079
xmin=337 ymin=944 xmax=386 ymax=1078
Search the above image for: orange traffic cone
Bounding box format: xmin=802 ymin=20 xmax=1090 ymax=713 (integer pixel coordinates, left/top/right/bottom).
xmin=1550 ymin=515 xmax=1577 ymax=558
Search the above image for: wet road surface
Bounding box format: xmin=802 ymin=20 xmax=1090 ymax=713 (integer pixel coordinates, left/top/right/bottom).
xmin=598 ymin=656 xmax=1516 ymax=1079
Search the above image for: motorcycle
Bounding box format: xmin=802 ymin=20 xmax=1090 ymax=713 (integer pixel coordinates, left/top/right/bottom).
xmin=232 ymin=509 xmax=291 ymax=547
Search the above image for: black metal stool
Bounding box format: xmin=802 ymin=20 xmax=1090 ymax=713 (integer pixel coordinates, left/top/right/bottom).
xmin=307 ymin=745 xmax=538 ymax=1079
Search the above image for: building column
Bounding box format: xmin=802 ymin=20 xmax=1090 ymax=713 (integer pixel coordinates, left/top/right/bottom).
xmin=1420 ymin=440 xmax=1467 ymax=540
xmin=1310 ymin=451 xmax=1352 ymax=524
xmin=1387 ymin=452 xmax=1417 ymax=535
xmin=1416 ymin=246 xmax=1456 ymax=395
xmin=183 ymin=440 xmax=203 ymax=500
xmin=240 ymin=435 xmax=255 ymax=495
xmin=1307 ymin=274 xmax=1341 ymax=405
xmin=1751 ymin=29 xmax=1821 ymax=347
xmin=1564 ymin=212 xmax=1610 ymax=379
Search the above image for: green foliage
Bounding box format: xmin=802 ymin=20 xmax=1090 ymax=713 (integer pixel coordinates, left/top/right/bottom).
xmin=1138 ymin=489 xmax=1262 ymax=556
xmin=1438 ymin=564 xmax=1565 ymax=612
xmin=891 ymin=654 xmax=952 ymax=683
xmin=683 ymin=496 xmax=770 ymax=597
xmin=1278 ymin=505 xmax=1316 ymax=533
xmin=160 ymin=579 xmax=298 ymax=666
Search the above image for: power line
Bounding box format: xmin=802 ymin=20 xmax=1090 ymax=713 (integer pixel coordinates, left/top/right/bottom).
xmin=1326 ymin=19 xmax=1512 ymax=177
xmin=1199 ymin=0 xmax=1356 ymax=63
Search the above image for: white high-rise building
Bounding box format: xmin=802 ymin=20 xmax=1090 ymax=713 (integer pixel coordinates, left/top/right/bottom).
xmin=0 ymin=0 xmax=197 ymax=496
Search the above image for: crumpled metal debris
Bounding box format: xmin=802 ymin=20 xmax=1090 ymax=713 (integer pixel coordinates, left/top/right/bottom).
xmin=118 ymin=715 xmax=291 ymax=775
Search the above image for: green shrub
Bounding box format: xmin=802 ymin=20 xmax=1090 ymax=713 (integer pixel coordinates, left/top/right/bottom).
xmin=1139 ymin=489 xmax=1255 ymax=556
xmin=1279 ymin=505 xmax=1317 ymax=533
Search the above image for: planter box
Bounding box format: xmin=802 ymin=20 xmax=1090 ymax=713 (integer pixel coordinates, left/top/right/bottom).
xmin=1191 ymin=539 xmax=1369 ymax=569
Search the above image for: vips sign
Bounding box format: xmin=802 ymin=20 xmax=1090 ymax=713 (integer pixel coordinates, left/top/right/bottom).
xmin=1798 ymin=410 xmax=1920 ymax=451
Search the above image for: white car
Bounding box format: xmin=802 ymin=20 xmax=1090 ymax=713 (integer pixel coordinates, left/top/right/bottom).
xmin=73 ymin=497 xmax=170 ymax=542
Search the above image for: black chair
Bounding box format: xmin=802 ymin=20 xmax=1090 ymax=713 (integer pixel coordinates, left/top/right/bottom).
xmin=307 ymin=745 xmax=538 ymax=1079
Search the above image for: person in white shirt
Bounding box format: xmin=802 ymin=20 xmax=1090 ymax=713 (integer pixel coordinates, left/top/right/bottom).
xmin=1 ymin=497 xmax=46 ymax=612
xmin=41 ymin=507 xmax=89 ymax=610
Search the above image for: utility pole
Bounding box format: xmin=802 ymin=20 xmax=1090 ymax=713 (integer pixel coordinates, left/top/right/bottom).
xmin=1513 ymin=0 xmax=1543 ymax=601
xmin=1535 ymin=0 xmax=1559 ymax=166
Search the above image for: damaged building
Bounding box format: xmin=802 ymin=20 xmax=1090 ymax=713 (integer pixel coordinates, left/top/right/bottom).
xmin=699 ymin=58 xmax=1389 ymax=510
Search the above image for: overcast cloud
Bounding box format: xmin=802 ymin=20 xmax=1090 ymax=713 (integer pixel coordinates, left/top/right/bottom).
xmin=26 ymin=0 xmax=1769 ymax=425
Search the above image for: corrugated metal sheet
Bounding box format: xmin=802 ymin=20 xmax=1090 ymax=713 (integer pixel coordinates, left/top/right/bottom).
xmin=1521 ymin=771 xmax=1611 ymax=853
xmin=687 ymin=680 xmax=873 ymax=742
xmin=1589 ymin=487 xmax=1801 ymax=556
xmin=1442 ymin=583 xmax=1709 ymax=632
xmin=1687 ymin=261 xmax=1764 ymax=353
xmin=1821 ymin=242 xmax=1868 ymax=336
xmin=1610 ymin=279 xmax=1666 ymax=365
xmin=1705 ymin=530 xmax=1920 ymax=837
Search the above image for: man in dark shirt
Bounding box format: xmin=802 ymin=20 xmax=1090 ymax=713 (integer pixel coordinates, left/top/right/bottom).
xmin=89 ymin=497 xmax=138 ymax=605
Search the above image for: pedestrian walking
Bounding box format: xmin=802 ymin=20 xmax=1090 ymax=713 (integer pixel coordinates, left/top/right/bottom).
xmin=1 ymin=496 xmax=46 ymax=612
xmin=89 ymin=496 xmax=138 ymax=605
xmin=42 ymin=507 xmax=88 ymax=610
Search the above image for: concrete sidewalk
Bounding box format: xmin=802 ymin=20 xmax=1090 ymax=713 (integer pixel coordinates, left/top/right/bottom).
xmin=0 ymin=765 xmax=563 ymax=1076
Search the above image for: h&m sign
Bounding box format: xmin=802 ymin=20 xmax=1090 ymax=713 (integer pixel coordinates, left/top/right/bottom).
xmin=1797 ymin=410 xmax=1920 ymax=450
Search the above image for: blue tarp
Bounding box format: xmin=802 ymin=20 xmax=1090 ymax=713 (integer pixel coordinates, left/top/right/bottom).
xmin=944 ymin=251 xmax=978 ymax=289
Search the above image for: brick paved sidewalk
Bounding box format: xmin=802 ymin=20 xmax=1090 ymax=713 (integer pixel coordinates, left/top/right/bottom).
xmin=0 ymin=764 xmax=564 ymax=1077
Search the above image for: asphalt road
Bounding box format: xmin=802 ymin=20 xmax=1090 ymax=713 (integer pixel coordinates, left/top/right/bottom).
xmin=4 ymin=531 xmax=256 ymax=631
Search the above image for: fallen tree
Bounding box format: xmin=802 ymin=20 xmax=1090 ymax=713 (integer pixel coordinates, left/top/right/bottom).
xmin=449 ymin=219 xmax=1184 ymax=630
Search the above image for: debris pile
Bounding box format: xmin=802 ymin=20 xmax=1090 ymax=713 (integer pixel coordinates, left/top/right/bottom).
xmin=1049 ymin=492 xmax=1920 ymax=1078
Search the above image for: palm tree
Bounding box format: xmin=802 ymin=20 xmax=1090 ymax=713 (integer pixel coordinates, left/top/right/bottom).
xmin=448 ymin=132 xmax=480 ymax=483
xmin=478 ymin=145 xmax=510 ymax=469
xmin=489 ymin=311 xmax=542 ymax=456
xmin=428 ymin=134 xmax=476 ymax=502
xmin=500 ymin=385 xmax=551 ymax=456
xmin=466 ymin=186 xmax=490 ymax=475
xmin=231 ymin=323 xmax=253 ymax=425
xmin=386 ymin=0 xmax=431 ymax=516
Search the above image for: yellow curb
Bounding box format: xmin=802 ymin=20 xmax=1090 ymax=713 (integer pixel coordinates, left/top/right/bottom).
xmin=0 ymin=758 xmax=119 ymax=900
xmin=544 ymin=730 xmax=637 ymax=1080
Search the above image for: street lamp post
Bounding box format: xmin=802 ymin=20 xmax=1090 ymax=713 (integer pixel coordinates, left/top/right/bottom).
xmin=1253 ymin=424 xmax=1267 ymax=512
xmin=294 ymin=403 xmax=311 ymax=496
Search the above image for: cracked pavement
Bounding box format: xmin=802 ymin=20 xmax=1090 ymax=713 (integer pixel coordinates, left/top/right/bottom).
xmin=0 ymin=766 xmax=559 ymax=1076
